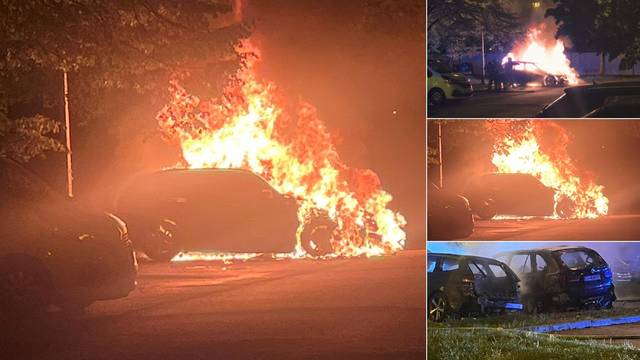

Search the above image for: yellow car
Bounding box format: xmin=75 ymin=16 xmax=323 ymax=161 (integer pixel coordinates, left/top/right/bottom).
xmin=427 ymin=65 xmax=473 ymax=107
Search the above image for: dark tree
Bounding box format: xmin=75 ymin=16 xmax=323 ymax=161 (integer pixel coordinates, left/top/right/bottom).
xmin=0 ymin=0 xmax=248 ymax=162
xmin=428 ymin=0 xmax=522 ymax=58
xmin=546 ymin=0 xmax=640 ymax=70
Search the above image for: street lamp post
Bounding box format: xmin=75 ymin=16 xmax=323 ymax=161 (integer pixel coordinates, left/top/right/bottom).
xmin=481 ymin=30 xmax=486 ymax=85
xmin=438 ymin=121 xmax=443 ymax=188
xmin=63 ymin=70 xmax=73 ymax=198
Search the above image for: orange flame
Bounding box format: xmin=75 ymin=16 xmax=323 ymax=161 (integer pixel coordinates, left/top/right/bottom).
xmin=503 ymin=24 xmax=580 ymax=85
xmin=489 ymin=121 xmax=608 ymax=219
xmin=156 ymin=40 xmax=406 ymax=260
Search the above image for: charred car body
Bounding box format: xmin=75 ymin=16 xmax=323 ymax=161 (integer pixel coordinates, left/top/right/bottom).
xmin=508 ymin=61 xmax=567 ymax=88
xmin=0 ymin=158 xmax=137 ymax=318
xmin=115 ymin=168 xmax=336 ymax=261
xmin=427 ymin=183 xmax=474 ymax=240
xmin=497 ymin=246 xmax=615 ymax=313
xmin=464 ymin=173 xmax=562 ymax=219
xmin=427 ymin=253 xmax=522 ymax=322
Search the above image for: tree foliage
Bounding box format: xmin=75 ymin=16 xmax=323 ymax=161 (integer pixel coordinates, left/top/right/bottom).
xmin=0 ymin=0 xmax=248 ymax=162
xmin=428 ymin=0 xmax=522 ymax=57
xmin=546 ymin=0 xmax=640 ymax=69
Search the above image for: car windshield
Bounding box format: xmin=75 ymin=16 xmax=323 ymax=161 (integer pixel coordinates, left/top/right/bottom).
xmin=558 ymin=249 xmax=605 ymax=270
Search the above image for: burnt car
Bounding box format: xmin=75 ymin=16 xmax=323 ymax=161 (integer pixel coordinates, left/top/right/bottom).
xmin=0 ymin=158 xmax=136 ymax=319
xmin=428 ymin=183 xmax=474 ymax=240
xmin=496 ymin=246 xmax=616 ymax=313
xmin=537 ymin=81 xmax=640 ymax=118
xmin=115 ymin=168 xmax=336 ymax=261
xmin=464 ymin=173 xmax=562 ymax=219
xmin=508 ymin=61 xmax=567 ymax=88
xmin=427 ymin=253 xmax=522 ymax=322
xmin=608 ymin=244 xmax=640 ymax=283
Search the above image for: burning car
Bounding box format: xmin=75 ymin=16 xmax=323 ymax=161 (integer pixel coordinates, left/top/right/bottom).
xmin=427 ymin=183 xmax=474 ymax=240
xmin=496 ymin=246 xmax=616 ymax=313
xmin=0 ymin=158 xmax=137 ymax=319
xmin=507 ymin=61 xmax=568 ymax=88
xmin=537 ymin=81 xmax=640 ymax=118
xmin=428 ymin=253 xmax=522 ymax=322
xmin=463 ymin=173 xmax=576 ymax=219
xmin=427 ymin=63 xmax=473 ymax=107
xmin=115 ymin=168 xmax=337 ymax=261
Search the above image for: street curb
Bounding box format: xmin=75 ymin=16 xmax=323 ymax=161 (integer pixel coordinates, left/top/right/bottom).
xmin=521 ymin=315 xmax=640 ymax=333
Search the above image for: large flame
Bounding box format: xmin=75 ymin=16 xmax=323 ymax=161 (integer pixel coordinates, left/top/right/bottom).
xmin=156 ymin=40 xmax=406 ymax=260
xmin=503 ymin=23 xmax=580 ymax=85
xmin=489 ymin=121 xmax=608 ymax=219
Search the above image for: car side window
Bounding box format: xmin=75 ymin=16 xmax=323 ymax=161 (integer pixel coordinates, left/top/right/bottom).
xmin=441 ymin=258 xmax=460 ymax=272
xmin=468 ymin=261 xmax=487 ymax=277
xmin=510 ymin=254 xmax=532 ymax=274
xmin=488 ymin=264 xmax=507 ymax=278
xmin=535 ymin=254 xmax=548 ymax=272
xmin=427 ymin=256 xmax=438 ymax=273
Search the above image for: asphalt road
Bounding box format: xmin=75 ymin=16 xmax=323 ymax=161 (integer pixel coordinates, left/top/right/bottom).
xmin=466 ymin=214 xmax=640 ymax=240
xmin=2 ymin=251 xmax=426 ymax=360
xmin=428 ymin=86 xmax=565 ymax=118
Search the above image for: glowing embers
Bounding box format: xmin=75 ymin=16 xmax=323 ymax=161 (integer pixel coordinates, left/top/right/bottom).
xmin=502 ymin=23 xmax=580 ymax=85
xmin=156 ymin=40 xmax=406 ymax=259
xmin=489 ymin=121 xmax=608 ymax=219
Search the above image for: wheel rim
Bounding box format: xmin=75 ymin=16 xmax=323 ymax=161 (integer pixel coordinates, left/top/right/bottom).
xmin=429 ymin=295 xmax=446 ymax=322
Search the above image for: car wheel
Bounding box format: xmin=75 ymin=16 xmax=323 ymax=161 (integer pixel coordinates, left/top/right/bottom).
xmin=428 ymin=88 xmax=446 ymax=107
xmin=144 ymin=219 xmax=180 ymax=262
xmin=476 ymin=199 xmax=496 ymax=220
xmin=0 ymin=255 xmax=53 ymax=320
xmin=428 ymin=292 xmax=448 ymax=322
xmin=300 ymin=217 xmax=336 ymax=257
xmin=544 ymin=75 xmax=557 ymax=87
xmin=556 ymin=197 xmax=575 ymax=218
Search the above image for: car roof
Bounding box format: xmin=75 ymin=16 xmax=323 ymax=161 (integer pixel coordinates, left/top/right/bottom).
xmin=498 ymin=245 xmax=593 ymax=256
xmin=428 ymin=252 xmax=503 ymax=263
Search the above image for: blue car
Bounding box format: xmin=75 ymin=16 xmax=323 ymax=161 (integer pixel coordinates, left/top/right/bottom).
xmin=497 ymin=246 xmax=616 ymax=313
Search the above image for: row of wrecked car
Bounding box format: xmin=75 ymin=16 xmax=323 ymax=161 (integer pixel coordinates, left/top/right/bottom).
xmin=0 ymin=156 xmax=337 ymax=319
xmin=428 ymin=173 xmax=563 ymax=240
xmin=428 ymin=245 xmax=617 ymax=322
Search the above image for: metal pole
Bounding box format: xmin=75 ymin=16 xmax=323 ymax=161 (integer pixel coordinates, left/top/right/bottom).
xmin=481 ymin=30 xmax=486 ymax=85
xmin=63 ymin=70 xmax=73 ymax=198
xmin=438 ymin=121 xmax=443 ymax=188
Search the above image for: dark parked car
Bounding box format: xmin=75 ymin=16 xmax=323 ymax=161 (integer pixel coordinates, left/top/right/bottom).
xmin=427 ymin=253 xmax=522 ymax=322
xmin=464 ymin=173 xmax=563 ymax=219
xmin=428 ymin=183 xmax=474 ymax=240
xmin=537 ymin=81 xmax=640 ymax=118
xmin=496 ymin=246 xmax=616 ymax=313
xmin=115 ymin=168 xmax=336 ymax=261
xmin=584 ymin=95 xmax=640 ymax=118
xmin=0 ymin=158 xmax=137 ymax=319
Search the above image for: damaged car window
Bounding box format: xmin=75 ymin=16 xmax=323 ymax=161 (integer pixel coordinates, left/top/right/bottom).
xmin=488 ymin=264 xmax=508 ymax=278
xmin=441 ymin=258 xmax=459 ymax=272
xmin=535 ymin=255 xmax=548 ymax=272
xmin=468 ymin=261 xmax=487 ymax=277
xmin=510 ymin=254 xmax=532 ymax=274
xmin=559 ymin=250 xmax=605 ymax=270
xmin=427 ymin=256 xmax=437 ymax=273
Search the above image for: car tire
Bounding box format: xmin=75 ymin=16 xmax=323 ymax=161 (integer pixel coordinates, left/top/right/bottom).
xmin=556 ymin=197 xmax=575 ymax=218
xmin=428 ymin=88 xmax=446 ymax=107
xmin=428 ymin=291 xmax=448 ymax=322
xmin=476 ymin=199 xmax=497 ymax=220
xmin=0 ymin=255 xmax=54 ymax=320
xmin=144 ymin=219 xmax=180 ymax=262
xmin=300 ymin=217 xmax=336 ymax=257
